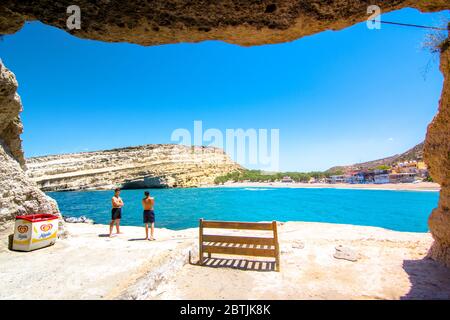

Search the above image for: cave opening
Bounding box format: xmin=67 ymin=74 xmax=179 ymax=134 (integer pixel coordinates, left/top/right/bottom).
xmin=0 ymin=2 xmax=449 ymax=273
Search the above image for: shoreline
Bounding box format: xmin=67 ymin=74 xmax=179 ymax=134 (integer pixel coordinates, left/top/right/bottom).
xmin=205 ymin=181 xmax=441 ymax=192
xmin=44 ymin=181 xmax=441 ymax=193
xmin=1 ymin=221 xmax=449 ymax=299
xmin=63 ymin=220 xmax=430 ymax=235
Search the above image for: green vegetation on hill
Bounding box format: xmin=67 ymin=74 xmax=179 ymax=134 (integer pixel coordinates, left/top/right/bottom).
xmin=326 ymin=168 xmax=344 ymax=175
xmin=374 ymin=165 xmax=391 ymax=171
xmin=214 ymin=170 xmax=331 ymax=184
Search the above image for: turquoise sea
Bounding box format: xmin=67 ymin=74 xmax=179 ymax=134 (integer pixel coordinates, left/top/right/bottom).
xmin=48 ymin=187 xmax=439 ymax=232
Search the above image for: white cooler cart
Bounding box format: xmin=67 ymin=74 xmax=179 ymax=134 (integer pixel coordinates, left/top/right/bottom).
xmin=12 ymin=214 xmax=59 ymax=251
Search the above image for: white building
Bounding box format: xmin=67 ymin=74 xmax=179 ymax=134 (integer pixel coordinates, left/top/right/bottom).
xmin=330 ymin=175 xmax=346 ymax=184
xmin=374 ymin=173 xmax=390 ymax=184
xmin=281 ymin=176 xmax=293 ymax=183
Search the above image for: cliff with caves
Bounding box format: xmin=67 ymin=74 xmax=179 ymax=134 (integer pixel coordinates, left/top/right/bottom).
xmin=26 ymin=145 xmax=242 ymax=191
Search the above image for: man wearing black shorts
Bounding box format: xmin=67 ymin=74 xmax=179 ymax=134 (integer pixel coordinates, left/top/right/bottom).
xmin=109 ymin=188 xmax=124 ymax=237
xmin=142 ymin=191 xmax=155 ymax=240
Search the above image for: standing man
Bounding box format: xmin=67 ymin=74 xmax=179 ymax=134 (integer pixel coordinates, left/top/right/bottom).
xmin=110 ymin=188 xmax=124 ymax=237
xmin=142 ymin=191 xmax=155 ymax=240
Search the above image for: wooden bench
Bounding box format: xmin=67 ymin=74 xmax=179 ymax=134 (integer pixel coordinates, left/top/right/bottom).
xmin=198 ymin=219 xmax=281 ymax=272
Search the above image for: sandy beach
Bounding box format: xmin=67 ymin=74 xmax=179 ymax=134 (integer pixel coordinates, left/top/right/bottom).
xmin=208 ymin=182 xmax=441 ymax=192
xmin=1 ymin=221 xmax=449 ymax=300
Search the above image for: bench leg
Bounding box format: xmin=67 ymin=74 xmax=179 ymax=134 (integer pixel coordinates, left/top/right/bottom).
xmin=208 ymin=253 xmax=211 ymax=259
xmin=199 ymin=219 xmax=204 ymax=265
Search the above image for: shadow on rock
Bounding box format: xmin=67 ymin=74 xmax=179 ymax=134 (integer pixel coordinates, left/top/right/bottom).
xmin=402 ymin=258 xmax=450 ymax=299
xmin=192 ymin=256 xmax=276 ymax=272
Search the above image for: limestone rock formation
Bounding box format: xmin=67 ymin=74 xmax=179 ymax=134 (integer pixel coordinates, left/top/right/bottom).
xmin=26 ymin=145 xmax=242 ymax=191
xmin=1 ymin=1 xmax=449 ymax=47
xmin=0 ymin=61 xmax=61 ymax=228
xmin=0 ymin=60 xmax=24 ymax=167
xmin=425 ymin=38 xmax=450 ymax=268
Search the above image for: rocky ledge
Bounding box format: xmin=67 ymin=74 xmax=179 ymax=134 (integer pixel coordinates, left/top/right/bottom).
xmin=1 ymin=222 xmax=449 ymax=299
xmin=26 ymin=144 xmax=242 ymax=191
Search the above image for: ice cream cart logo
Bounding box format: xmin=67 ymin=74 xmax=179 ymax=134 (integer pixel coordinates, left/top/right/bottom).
xmin=38 ymin=224 xmax=54 ymax=239
xmin=40 ymin=224 xmax=53 ymax=232
xmin=17 ymin=225 xmax=29 ymax=239
xmin=18 ymin=225 xmax=29 ymax=234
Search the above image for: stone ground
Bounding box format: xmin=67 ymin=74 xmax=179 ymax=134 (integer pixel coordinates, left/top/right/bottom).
xmin=0 ymin=223 xmax=197 ymax=299
xmin=1 ymin=222 xmax=449 ymax=300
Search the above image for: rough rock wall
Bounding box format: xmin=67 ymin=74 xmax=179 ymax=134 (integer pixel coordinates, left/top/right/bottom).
xmin=0 ymin=1 xmax=449 ymax=46
xmin=0 ymin=61 xmax=61 ymax=229
xmin=0 ymin=61 xmax=25 ymax=167
xmin=425 ymin=37 xmax=450 ymax=268
xmin=26 ymin=145 xmax=242 ymax=191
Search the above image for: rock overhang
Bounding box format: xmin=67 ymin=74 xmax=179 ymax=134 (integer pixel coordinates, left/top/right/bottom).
xmin=0 ymin=1 xmax=449 ymax=46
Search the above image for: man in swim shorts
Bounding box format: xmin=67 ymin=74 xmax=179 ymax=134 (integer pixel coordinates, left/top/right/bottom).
xmin=109 ymin=188 xmax=124 ymax=237
xmin=142 ymin=191 xmax=155 ymax=240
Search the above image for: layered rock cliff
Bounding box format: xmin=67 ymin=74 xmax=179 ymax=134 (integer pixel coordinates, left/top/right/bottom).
xmin=425 ymin=37 xmax=450 ymax=268
xmin=0 ymin=61 xmax=61 ymax=228
xmin=26 ymin=145 xmax=242 ymax=191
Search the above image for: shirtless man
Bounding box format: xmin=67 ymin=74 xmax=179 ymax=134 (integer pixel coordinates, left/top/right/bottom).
xmin=142 ymin=191 xmax=155 ymax=240
xmin=109 ymin=188 xmax=124 ymax=237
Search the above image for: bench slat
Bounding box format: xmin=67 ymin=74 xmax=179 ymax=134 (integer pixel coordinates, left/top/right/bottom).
xmin=203 ymin=235 xmax=275 ymax=245
xmin=203 ymin=244 xmax=277 ymax=258
xmin=202 ymin=220 xmax=273 ymax=230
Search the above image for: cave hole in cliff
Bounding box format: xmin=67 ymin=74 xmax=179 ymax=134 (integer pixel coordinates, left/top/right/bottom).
xmin=265 ymin=4 xmax=277 ymax=13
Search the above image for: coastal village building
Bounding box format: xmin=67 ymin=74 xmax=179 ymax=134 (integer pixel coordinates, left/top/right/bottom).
xmin=374 ymin=169 xmax=390 ymax=184
xmin=361 ymin=171 xmax=375 ymax=183
xmin=281 ymin=176 xmax=293 ymax=183
xmin=374 ymin=173 xmax=390 ymax=184
xmin=345 ymin=172 xmax=365 ymax=184
xmin=328 ymin=161 xmax=427 ymax=185
xmin=329 ymin=175 xmax=346 ymax=183
xmin=389 ymin=173 xmax=417 ymax=183
xmin=392 ymin=160 xmax=428 ymax=178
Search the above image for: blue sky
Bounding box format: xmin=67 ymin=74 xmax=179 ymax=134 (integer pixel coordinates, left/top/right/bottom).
xmin=0 ymin=8 xmax=448 ymax=171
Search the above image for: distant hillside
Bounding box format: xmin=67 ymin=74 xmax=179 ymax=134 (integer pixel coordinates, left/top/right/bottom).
xmin=327 ymin=142 xmax=424 ymax=174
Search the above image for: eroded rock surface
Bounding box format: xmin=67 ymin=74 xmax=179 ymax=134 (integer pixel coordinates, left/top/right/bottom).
xmin=334 ymin=245 xmax=358 ymax=262
xmin=1 ymin=1 xmax=449 ymax=46
xmin=26 ymin=144 xmax=242 ymax=191
xmin=0 ymin=60 xmax=24 ymax=167
xmin=425 ymin=38 xmax=450 ymax=268
xmin=0 ymin=61 xmax=61 ymax=228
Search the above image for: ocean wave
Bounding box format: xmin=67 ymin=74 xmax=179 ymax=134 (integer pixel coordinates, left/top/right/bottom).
xmin=243 ymin=188 xmax=271 ymax=191
xmin=63 ymin=215 xmax=94 ymax=224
